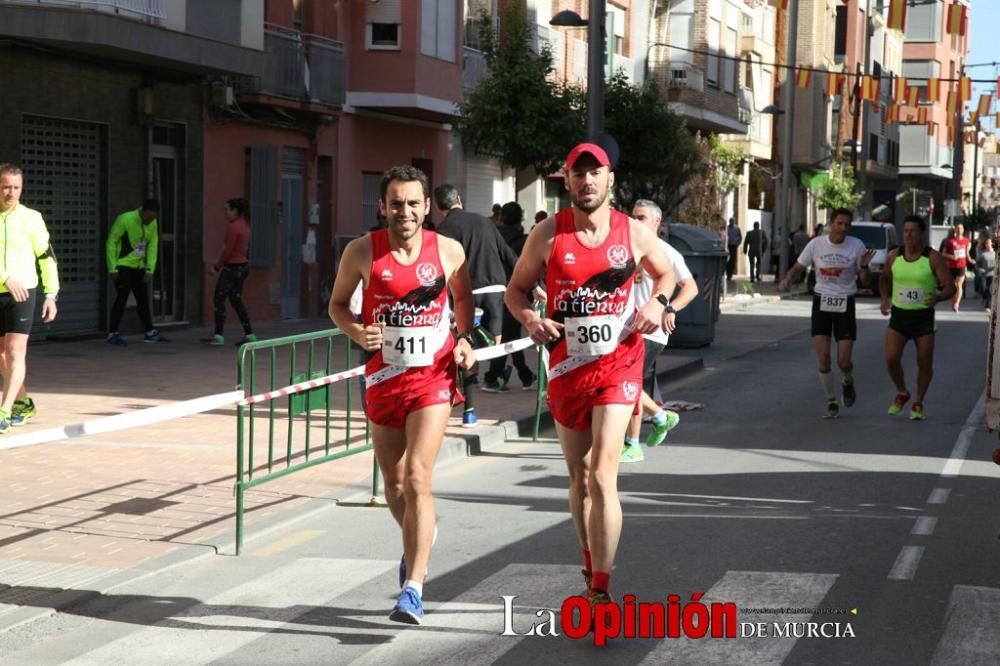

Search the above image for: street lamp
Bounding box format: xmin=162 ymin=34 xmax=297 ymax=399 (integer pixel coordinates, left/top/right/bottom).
xmin=550 ymin=0 xmax=606 ymax=140
xmin=775 ymin=0 xmax=800 ymax=280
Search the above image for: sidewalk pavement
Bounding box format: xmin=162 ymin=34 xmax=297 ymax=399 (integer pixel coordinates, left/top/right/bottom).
xmin=719 ymin=274 xmax=809 ymax=311
xmin=0 ymin=291 xmax=804 ymax=630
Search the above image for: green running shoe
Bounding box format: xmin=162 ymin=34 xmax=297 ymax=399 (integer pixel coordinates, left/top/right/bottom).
xmin=887 ymin=392 xmax=910 ymax=416
xmin=620 ymin=442 xmax=644 ymax=463
xmin=646 ymin=410 xmax=680 ymax=447
xmin=12 ymin=397 xmax=36 ymax=424
xmin=910 ymin=402 xmax=926 ymax=420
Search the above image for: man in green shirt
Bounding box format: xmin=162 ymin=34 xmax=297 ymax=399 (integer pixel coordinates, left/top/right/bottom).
xmin=879 ymin=215 xmax=955 ymax=420
xmin=106 ymin=200 xmax=168 ymax=345
xmin=0 ymin=163 xmax=60 ymax=432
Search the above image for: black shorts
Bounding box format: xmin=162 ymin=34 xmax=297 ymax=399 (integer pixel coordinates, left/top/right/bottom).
xmin=949 ymin=267 xmax=966 ymax=279
xmin=810 ymin=294 xmax=857 ymax=341
xmin=641 ymin=339 xmax=666 ymax=397
xmin=888 ymin=306 xmax=936 ymax=340
xmin=473 ymin=291 xmax=504 ymax=338
xmin=0 ymin=289 xmax=37 ymax=335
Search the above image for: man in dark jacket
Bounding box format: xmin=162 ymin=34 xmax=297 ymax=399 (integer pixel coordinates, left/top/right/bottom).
xmin=433 ymin=185 xmax=518 ymax=390
xmin=743 ymin=222 xmax=768 ymax=283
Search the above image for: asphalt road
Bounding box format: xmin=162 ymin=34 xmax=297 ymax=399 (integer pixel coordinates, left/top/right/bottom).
xmin=1 ymin=298 xmax=996 ymax=665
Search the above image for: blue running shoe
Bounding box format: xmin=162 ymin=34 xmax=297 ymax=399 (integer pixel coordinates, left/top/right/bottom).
xmin=462 ymin=409 xmax=478 ymax=428
xmin=143 ymin=329 xmax=169 ymax=343
xmin=107 ymin=333 xmax=128 ymax=347
xmin=389 ymin=586 xmax=424 ymax=625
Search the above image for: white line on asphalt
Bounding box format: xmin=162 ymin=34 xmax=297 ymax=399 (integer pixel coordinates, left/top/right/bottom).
xmin=927 ymin=488 xmax=951 ymax=505
xmin=911 ymin=516 xmax=937 ymax=536
xmin=940 ymin=393 xmax=986 ymax=478
xmin=888 ymin=546 xmax=924 ymax=581
xmin=930 ymin=585 xmax=1000 ymax=665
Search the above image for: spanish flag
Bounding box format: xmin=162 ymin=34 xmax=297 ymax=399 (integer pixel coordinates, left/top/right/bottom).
xmin=795 ymin=68 xmax=812 ymax=88
xmin=927 ymin=122 xmax=935 ymax=137
xmin=946 ymin=90 xmax=957 ymax=116
xmin=906 ymin=86 xmax=918 ymax=107
xmin=977 ymin=93 xmax=992 ymax=117
xmin=861 ymin=76 xmax=880 ymax=102
xmin=893 ymin=77 xmax=909 ymax=103
xmin=927 ymin=78 xmax=941 ymax=103
xmin=959 ymin=76 xmax=971 ymax=103
xmin=769 ymin=0 xmax=788 ymax=9
xmin=996 ymin=112 xmax=1000 ymax=127
xmin=996 ymin=77 xmax=1000 ymax=99
xmin=825 ymin=73 xmax=843 ymax=97
xmin=969 ymin=111 xmax=979 ymax=126
xmin=887 ymin=0 xmax=907 ymax=32
xmin=945 ymin=3 xmax=967 ymax=37
xmin=917 ymin=107 xmax=929 ymax=124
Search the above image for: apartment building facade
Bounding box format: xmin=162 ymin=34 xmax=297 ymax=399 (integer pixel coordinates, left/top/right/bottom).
xmin=899 ymin=0 xmax=969 ymax=224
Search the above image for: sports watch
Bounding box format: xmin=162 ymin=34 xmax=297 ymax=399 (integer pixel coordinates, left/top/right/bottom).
xmin=655 ymin=293 xmax=675 ymax=314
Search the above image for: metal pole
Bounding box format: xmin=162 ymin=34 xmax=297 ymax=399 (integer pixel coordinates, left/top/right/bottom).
xmin=586 ymin=0 xmax=605 ymax=140
xmin=973 ymin=120 xmax=980 ymax=216
xmin=777 ymin=0 xmax=799 ymax=279
xmin=953 ymin=62 xmax=966 ymax=217
xmin=857 ymin=0 xmax=873 ymax=217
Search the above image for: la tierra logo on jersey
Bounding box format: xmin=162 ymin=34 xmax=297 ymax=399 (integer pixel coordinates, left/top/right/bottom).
xmin=607 ymin=245 xmax=629 ymax=269
xmin=416 ymin=262 xmax=439 ymax=287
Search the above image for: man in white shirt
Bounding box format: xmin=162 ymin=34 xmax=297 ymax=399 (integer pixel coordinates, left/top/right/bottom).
xmin=780 ymin=208 xmax=874 ymax=418
xmin=621 ymin=200 xmax=699 ymax=463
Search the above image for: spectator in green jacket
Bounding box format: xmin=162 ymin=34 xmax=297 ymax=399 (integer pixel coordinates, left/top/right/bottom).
xmin=106 ymin=200 xmax=168 ymax=345
xmin=0 ymin=163 xmax=60 ymax=432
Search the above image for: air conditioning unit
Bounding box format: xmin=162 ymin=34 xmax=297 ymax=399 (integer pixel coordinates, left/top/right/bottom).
xmin=211 ymin=81 xmax=234 ymax=108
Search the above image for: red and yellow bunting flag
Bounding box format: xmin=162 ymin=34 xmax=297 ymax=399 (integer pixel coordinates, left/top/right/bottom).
xmin=893 ymin=77 xmax=909 ymax=103
xmin=945 ymin=3 xmax=967 ymax=37
xmin=958 ymin=76 xmax=971 ymax=103
xmin=918 ymin=107 xmax=929 ymax=124
xmin=977 ymin=93 xmax=992 ymax=117
xmin=887 ymin=0 xmax=907 ymax=32
xmin=825 ymin=73 xmax=844 ymax=97
xmin=926 ymin=78 xmax=941 ymax=103
xmin=905 ymin=86 xmax=918 ymax=107
xmin=996 ymin=112 xmax=1000 ymax=126
xmin=946 ymin=90 xmax=958 ymax=116
xmin=996 ymin=77 xmax=1000 ymax=99
xmin=861 ymin=75 xmax=880 ymax=102
xmin=769 ymin=0 xmax=788 ymax=10
xmin=795 ymin=68 xmax=812 ymax=88
xmin=969 ymin=111 xmax=979 ymax=126
xmin=927 ymin=122 xmax=936 ymax=137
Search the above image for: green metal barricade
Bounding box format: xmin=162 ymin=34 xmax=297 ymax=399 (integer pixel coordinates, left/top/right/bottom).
xmin=234 ymin=329 xmax=376 ymax=554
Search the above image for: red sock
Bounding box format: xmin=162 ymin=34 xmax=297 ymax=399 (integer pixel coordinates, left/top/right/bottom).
xmin=582 ymin=549 xmax=592 ymax=573
xmin=591 ymin=570 xmax=610 ymax=592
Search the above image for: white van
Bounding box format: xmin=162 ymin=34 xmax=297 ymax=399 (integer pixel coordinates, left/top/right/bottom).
xmin=847 ymin=221 xmax=898 ymax=296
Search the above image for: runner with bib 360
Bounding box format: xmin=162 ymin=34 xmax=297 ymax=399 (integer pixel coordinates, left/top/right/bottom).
xmin=780 ymin=208 xmax=874 ymax=419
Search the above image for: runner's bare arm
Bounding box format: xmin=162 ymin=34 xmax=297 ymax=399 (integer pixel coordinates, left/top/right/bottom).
xmin=329 ymin=236 xmax=379 ymax=349
xmin=929 ymin=251 xmax=956 ymax=304
xmin=880 ymin=250 xmax=897 ymax=315
xmin=631 ymin=219 xmax=675 ymax=334
xmin=440 ymin=236 xmax=476 ymax=369
xmin=505 ymin=218 xmax=562 ymax=343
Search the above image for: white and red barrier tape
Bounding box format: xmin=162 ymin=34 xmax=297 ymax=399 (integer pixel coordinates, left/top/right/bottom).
xmin=0 ymin=336 xmax=538 ymax=451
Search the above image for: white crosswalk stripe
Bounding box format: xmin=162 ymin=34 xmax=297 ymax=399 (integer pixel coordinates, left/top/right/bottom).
xmin=641 ymin=571 xmax=840 ymax=665
xmin=931 ymin=585 xmax=1000 ymax=665
xmin=56 ymin=558 xmax=396 ymax=666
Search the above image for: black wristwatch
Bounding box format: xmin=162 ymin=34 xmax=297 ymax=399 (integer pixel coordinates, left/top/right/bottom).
xmin=655 ymin=293 xmax=675 ymax=314
xmin=457 ymin=331 xmax=475 ymax=345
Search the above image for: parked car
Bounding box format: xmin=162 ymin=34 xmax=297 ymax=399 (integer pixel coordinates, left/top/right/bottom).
xmin=848 ymin=221 xmax=898 ymax=296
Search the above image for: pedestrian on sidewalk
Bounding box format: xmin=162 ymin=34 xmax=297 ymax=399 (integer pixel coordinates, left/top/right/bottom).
xmin=879 ymin=215 xmax=954 ymax=420
xmin=505 ymin=143 xmax=677 ymax=613
xmin=0 ymin=163 xmax=59 ymax=431
xmin=483 ymin=201 xmax=535 ymax=391
xmin=434 ymin=185 xmax=518 ymax=399
xmin=202 ymin=198 xmax=256 ymax=347
xmin=106 ymin=199 xmax=168 ymax=345
xmin=743 ymin=222 xmax=767 ymax=282
xmin=975 ymin=233 xmax=995 ymax=313
xmin=726 ymin=218 xmax=742 ymax=281
xmin=620 ymin=200 xmax=698 ymax=464
xmin=329 ymin=165 xmax=476 ymax=626
xmin=779 ymin=208 xmax=874 ymax=419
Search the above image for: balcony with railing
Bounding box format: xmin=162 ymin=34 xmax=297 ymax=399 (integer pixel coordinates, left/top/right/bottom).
xmin=240 ymin=24 xmax=345 ymax=107
xmin=649 ymin=61 xmax=706 ymax=93
xmin=0 ymin=0 xmax=262 ymax=76
xmin=463 ymin=45 xmax=487 ymax=91
xmin=4 ymin=0 xmax=164 ymax=22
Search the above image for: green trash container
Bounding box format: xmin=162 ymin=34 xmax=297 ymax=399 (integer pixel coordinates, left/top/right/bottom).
xmin=664 ymin=224 xmax=728 ymax=347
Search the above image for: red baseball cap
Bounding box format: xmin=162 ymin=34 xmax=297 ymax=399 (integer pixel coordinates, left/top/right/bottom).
xmin=565 ymin=143 xmax=611 ymax=170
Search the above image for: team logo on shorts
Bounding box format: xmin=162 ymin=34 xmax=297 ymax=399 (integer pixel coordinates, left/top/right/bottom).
xmin=607 ymin=245 xmax=629 ymax=269
xmin=416 ymin=262 xmax=439 ymax=287
xmin=622 ymin=380 xmax=639 ymax=401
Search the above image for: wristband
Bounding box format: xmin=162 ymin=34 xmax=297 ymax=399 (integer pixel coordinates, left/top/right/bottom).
xmin=457 ymin=332 xmax=475 ymax=345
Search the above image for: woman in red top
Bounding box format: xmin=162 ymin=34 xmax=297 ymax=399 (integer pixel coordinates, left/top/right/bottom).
xmin=941 ymin=223 xmax=972 ymax=312
xmin=202 ymin=197 xmax=255 ymax=346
